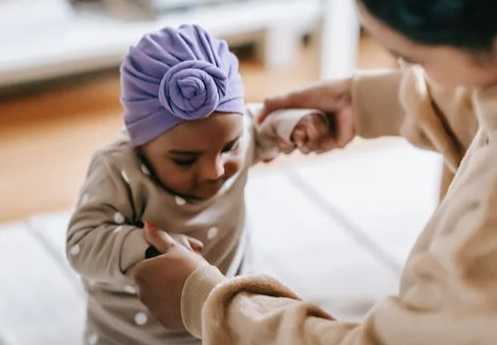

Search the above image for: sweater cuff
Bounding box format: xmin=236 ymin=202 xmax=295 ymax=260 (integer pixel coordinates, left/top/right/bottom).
xmin=270 ymin=108 xmax=326 ymax=143
xmin=352 ymin=70 xmax=404 ymax=139
xmin=181 ymin=265 xmax=227 ymax=338
xmin=120 ymin=228 xmax=149 ymax=273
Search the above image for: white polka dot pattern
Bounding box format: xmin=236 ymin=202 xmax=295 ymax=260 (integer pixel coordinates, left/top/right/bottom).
xmin=141 ymin=164 xmax=150 ymax=175
xmin=207 ymin=227 xmax=219 ymax=240
xmin=70 ymin=244 xmax=80 ymax=256
xmin=134 ymin=312 xmax=148 ymax=326
xmin=87 ymin=333 xmax=98 ymax=345
xmin=114 ymin=212 xmax=125 ymax=224
xmin=175 ymin=196 xmax=186 ymax=206
xmin=124 ymin=285 xmax=137 ymax=294
xmin=121 ymin=170 xmax=130 ymax=184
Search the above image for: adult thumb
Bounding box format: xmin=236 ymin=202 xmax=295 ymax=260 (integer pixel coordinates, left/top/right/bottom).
xmin=258 ymin=95 xmax=293 ymax=124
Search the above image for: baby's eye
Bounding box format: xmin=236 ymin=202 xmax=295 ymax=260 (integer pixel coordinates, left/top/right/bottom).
xmin=172 ymin=157 xmax=197 ymax=166
xmin=222 ymin=139 xmax=240 ymax=153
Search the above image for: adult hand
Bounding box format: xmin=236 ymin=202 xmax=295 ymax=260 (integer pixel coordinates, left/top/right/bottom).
xmin=133 ymin=225 xmax=209 ymax=329
xmin=259 ymin=79 xmax=356 ymax=151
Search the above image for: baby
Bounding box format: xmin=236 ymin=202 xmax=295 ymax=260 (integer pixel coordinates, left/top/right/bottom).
xmin=66 ymin=25 xmax=330 ymax=345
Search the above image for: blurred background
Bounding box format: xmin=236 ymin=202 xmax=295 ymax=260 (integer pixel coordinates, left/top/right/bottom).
xmin=0 ymin=1 xmax=442 ymax=345
xmin=0 ymin=0 xmax=396 ymax=221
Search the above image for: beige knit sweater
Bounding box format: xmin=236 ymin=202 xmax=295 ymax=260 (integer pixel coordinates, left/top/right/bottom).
xmin=181 ymin=67 xmax=497 ymax=345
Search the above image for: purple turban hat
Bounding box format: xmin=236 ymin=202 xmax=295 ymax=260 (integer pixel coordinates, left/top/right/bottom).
xmin=121 ymin=24 xmax=245 ymax=146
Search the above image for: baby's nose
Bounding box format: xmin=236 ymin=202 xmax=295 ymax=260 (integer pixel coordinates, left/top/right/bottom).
xmin=201 ymin=156 xmax=225 ymax=181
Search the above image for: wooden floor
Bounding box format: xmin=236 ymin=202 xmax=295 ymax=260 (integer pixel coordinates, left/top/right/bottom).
xmin=0 ymin=35 xmax=395 ymax=223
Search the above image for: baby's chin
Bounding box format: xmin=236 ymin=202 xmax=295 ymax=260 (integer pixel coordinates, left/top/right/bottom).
xmin=161 ymin=183 xmax=222 ymax=202
xmin=191 ymin=173 xmax=238 ymax=200
xmin=193 ymin=181 xmax=227 ymax=200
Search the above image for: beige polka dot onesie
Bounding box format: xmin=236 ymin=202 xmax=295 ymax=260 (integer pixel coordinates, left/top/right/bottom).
xmin=66 ymin=104 xmax=320 ymax=345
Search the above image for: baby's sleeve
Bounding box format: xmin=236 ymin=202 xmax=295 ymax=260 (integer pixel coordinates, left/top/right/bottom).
xmin=244 ymin=103 xmax=325 ymax=166
xmin=66 ymin=151 xmax=149 ymax=284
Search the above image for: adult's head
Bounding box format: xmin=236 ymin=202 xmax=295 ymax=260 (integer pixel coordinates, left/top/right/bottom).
xmin=357 ymin=0 xmax=497 ymax=87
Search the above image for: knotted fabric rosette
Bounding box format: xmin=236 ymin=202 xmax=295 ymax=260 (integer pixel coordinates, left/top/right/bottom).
xmin=121 ymin=24 xmax=245 ymax=146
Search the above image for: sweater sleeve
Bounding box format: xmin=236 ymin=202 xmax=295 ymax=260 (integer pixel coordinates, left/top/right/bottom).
xmin=66 ymin=151 xmax=149 ymax=284
xmin=353 ymin=67 xmax=477 ymax=172
xmin=352 ymin=69 xmax=405 ymax=139
xmin=245 ymin=103 xmax=326 ymax=165
xmin=181 ymin=138 xmax=497 ymax=344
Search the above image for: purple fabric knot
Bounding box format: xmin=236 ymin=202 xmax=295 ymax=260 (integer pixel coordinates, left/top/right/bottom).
xmin=120 ymin=24 xmax=245 ymax=146
xmin=158 ymin=60 xmax=229 ymax=120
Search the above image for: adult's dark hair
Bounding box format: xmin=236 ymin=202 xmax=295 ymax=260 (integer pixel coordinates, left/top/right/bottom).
xmin=359 ymin=0 xmax=497 ymax=51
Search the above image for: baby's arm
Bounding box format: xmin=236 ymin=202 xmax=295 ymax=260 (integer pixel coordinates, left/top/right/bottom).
xmin=245 ymin=103 xmax=329 ymax=165
xmin=66 ymin=152 xmax=148 ymax=284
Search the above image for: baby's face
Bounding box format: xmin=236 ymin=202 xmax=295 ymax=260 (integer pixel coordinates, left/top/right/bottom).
xmin=141 ymin=112 xmax=244 ymax=200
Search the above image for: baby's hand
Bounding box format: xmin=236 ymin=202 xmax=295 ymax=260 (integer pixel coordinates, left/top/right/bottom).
xmin=144 ymin=222 xmax=203 ymax=254
xmin=291 ymin=113 xmax=331 ymax=154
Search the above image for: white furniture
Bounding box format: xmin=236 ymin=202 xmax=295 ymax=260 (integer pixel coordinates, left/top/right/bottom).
xmin=0 ymin=0 xmax=317 ymax=87
xmin=0 ymin=0 xmax=361 ymax=88
xmin=318 ymin=0 xmax=360 ymax=80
